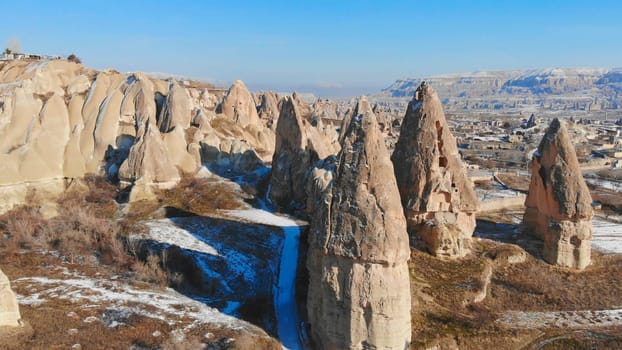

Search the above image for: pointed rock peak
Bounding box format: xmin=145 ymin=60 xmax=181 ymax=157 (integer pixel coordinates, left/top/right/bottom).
xmin=328 ymin=98 xmax=409 ymax=264
xmin=547 ymin=117 xmax=562 ymax=134
xmin=307 ymin=93 xmax=411 ymax=350
xmin=413 ymin=81 xmax=430 ymax=102
xmin=391 ymin=81 xmax=478 ymax=257
xmin=220 ymin=79 xmax=259 ymax=128
xmin=352 ymin=96 xmax=373 ymax=116
xmin=275 ymin=97 xmax=306 ymax=149
xmin=339 ymin=96 xmax=374 ymax=143
xmin=524 ymin=117 xmax=593 ymax=269
xmin=528 ymin=117 xmax=592 ymax=219
xmin=269 ymin=96 xmax=317 ymax=209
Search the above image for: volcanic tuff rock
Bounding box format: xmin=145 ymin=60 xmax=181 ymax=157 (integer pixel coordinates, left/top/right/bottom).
xmin=0 ymin=59 xmax=275 ymax=210
xmin=0 ymin=268 xmax=20 ymax=327
xmin=523 ymin=118 xmax=593 ymax=269
xmin=269 ymin=97 xmax=332 ymax=209
xmin=218 ymin=80 xmax=261 ymax=128
xmin=255 ymin=91 xmax=280 ymax=130
xmin=391 ymin=83 xmax=479 ymax=258
xmin=307 ymin=97 xmax=411 ymax=350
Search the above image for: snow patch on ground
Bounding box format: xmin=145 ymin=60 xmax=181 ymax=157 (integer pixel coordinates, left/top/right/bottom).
xmin=592 ymin=217 xmax=622 ymax=254
xmin=498 ymin=308 xmax=622 ymax=329
xmin=225 ymin=209 xmax=299 ymax=228
xmin=145 ymin=220 xmax=221 ymax=256
xmin=224 ymin=209 xmax=305 ymax=350
xmin=13 ymin=272 xmax=247 ymax=331
xmin=476 ymin=187 xmax=523 ymax=201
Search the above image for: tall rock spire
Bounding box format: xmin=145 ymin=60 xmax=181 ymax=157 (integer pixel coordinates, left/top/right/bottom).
xmin=270 ymin=96 xmax=333 ymax=209
xmin=391 ymin=83 xmax=478 ymax=258
xmin=307 ymin=97 xmax=411 ymax=350
xmin=523 ymin=118 xmax=593 ymax=269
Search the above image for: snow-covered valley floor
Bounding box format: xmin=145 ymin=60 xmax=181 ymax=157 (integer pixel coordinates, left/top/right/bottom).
xmin=134 ymin=208 xmax=306 ymax=350
xmin=13 ymin=266 xmax=249 ymax=331
xmin=592 ymin=215 xmax=622 ymax=254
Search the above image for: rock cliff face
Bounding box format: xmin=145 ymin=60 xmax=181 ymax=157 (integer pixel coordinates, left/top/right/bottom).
xmin=269 ymin=96 xmax=336 ymax=210
xmin=391 ymin=83 xmax=478 ymax=258
xmin=0 ymin=268 xmax=20 ymax=327
xmin=523 ymin=118 xmax=593 ymax=269
xmin=377 ymin=67 xmax=622 ymax=112
xmin=0 ymin=60 xmax=276 ymax=210
xmin=307 ymin=97 xmax=411 ymax=350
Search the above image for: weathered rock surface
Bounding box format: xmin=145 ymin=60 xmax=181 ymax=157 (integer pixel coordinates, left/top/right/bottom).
xmin=523 ymin=118 xmax=593 ymax=269
xmin=0 ymin=268 xmax=20 ymax=327
xmin=218 ymin=80 xmax=260 ymax=128
xmin=269 ymin=97 xmax=333 ymax=209
xmin=391 ymin=83 xmax=479 ymax=258
xmin=0 ymin=60 xmax=277 ymax=210
xmin=255 ymin=91 xmax=280 ymax=130
xmin=307 ymin=97 xmax=411 ymax=350
xmin=118 ymin=80 xmax=180 ymax=188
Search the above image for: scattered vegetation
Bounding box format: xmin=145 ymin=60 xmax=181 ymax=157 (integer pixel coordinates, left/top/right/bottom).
xmin=408 ymin=236 xmax=622 ymax=348
xmin=67 ymin=53 xmax=82 ymax=64
xmin=0 ymin=176 xmax=155 ymax=276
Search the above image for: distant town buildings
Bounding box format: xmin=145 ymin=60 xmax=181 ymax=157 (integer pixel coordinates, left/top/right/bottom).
xmin=1 ymin=51 xmax=61 ymax=61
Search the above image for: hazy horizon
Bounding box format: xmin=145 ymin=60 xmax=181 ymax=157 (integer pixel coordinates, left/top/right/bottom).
xmin=2 ymin=0 xmax=622 ymax=97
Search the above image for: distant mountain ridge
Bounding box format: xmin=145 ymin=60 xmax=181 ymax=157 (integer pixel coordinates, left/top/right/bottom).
xmin=377 ymin=67 xmax=622 ymax=112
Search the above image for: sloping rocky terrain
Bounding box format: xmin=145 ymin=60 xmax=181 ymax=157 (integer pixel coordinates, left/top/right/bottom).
xmin=0 ymin=57 xmax=621 ymax=350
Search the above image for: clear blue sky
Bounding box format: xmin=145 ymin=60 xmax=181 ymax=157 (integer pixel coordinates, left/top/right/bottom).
xmin=2 ymin=0 xmax=621 ymax=97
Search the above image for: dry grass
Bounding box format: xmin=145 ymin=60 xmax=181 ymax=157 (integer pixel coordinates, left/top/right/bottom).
xmin=131 ymin=254 xmax=168 ymax=287
xmin=0 ymin=250 xmax=282 ymax=350
xmin=409 ymin=236 xmax=622 ymax=349
xmin=122 ymin=176 xmax=250 ymax=223
xmin=0 ymin=175 xmax=141 ymax=270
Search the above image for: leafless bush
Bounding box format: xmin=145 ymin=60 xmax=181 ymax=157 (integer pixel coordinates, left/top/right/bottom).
xmin=0 ymin=205 xmax=48 ymax=253
xmin=132 ymin=254 xmax=168 ymax=287
xmin=67 ymin=53 xmax=82 ymax=64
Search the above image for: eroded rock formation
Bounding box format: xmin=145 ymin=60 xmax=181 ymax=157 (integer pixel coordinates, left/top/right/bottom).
xmin=307 ymin=97 xmax=411 ymax=350
xmin=0 ymin=268 xmax=20 ymax=327
xmin=523 ymin=118 xmax=593 ymax=269
xmin=0 ymin=60 xmax=276 ymax=210
xmin=269 ymin=97 xmax=331 ymax=209
xmin=391 ymin=83 xmax=478 ymax=257
xmin=218 ymin=80 xmax=261 ymax=128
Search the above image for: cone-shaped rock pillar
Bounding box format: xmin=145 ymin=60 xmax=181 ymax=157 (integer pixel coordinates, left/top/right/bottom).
xmin=270 ymin=96 xmax=333 ymax=209
xmin=307 ymin=97 xmax=412 ymax=350
xmin=523 ymin=118 xmax=593 ymax=269
xmin=391 ymin=83 xmax=478 ymax=258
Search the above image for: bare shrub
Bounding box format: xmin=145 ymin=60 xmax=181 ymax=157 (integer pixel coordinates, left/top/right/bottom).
xmin=48 ymin=199 xmax=127 ymax=266
xmin=132 ymin=254 xmax=168 ymax=287
xmin=0 ymin=205 xmax=48 ymax=253
xmin=67 ymin=53 xmax=82 ymax=64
